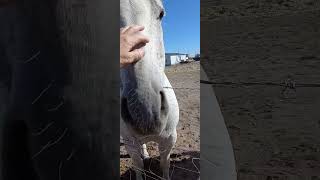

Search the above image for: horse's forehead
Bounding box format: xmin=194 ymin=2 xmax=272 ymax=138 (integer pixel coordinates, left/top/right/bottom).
xmin=120 ymin=0 xmax=164 ymax=26
xmin=120 ymin=0 xmax=163 ymax=10
xmin=152 ymin=0 xmax=164 ymax=8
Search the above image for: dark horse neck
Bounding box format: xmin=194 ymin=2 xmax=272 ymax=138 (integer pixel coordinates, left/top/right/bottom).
xmin=0 ymin=1 xmax=119 ymax=179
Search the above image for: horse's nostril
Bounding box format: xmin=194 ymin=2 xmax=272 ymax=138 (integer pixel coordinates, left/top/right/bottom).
xmin=160 ymin=91 xmax=165 ymax=110
xmin=160 ymin=91 xmax=168 ymax=112
xmin=159 ymin=90 xmax=169 ymax=118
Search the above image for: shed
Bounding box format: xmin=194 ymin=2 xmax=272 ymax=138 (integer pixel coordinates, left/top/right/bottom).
xmin=165 ymin=53 xmax=188 ymax=66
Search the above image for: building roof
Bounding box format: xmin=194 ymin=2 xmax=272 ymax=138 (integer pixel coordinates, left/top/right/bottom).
xmin=165 ymin=53 xmax=188 ymax=56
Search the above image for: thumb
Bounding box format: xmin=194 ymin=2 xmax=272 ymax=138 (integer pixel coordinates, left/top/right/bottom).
xmin=129 ymin=48 xmax=145 ymax=63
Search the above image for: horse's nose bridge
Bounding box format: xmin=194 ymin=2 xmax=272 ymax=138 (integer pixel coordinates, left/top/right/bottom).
xmin=131 ymin=84 xmax=161 ymax=104
xmin=132 ymin=67 xmax=163 ymax=94
xmin=121 ymin=69 xmax=162 ymax=98
xmin=121 ymin=62 xmax=167 ymax=113
xmin=124 ymin=79 xmax=163 ymax=108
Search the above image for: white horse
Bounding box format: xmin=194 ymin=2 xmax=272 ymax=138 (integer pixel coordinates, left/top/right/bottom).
xmin=120 ymin=0 xmax=179 ymax=180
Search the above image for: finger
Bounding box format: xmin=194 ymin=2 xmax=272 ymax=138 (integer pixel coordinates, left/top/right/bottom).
xmin=120 ymin=60 xmax=127 ymax=68
xmin=120 ymin=57 xmax=133 ymax=68
xmin=129 ymin=48 xmax=145 ymax=63
xmin=130 ymin=41 xmax=147 ymax=51
xmin=128 ymin=35 xmax=150 ymax=49
xmin=120 ymin=26 xmax=131 ymax=33
xmin=125 ymin=25 xmax=145 ymax=34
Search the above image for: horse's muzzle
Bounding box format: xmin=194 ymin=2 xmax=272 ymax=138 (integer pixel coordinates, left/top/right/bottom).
xmin=121 ymin=88 xmax=168 ymax=134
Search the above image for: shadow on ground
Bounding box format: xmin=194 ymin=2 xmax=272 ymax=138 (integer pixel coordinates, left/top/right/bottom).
xmin=121 ymin=151 xmax=200 ymax=180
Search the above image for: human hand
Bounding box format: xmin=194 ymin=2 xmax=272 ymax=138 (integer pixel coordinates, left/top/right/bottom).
xmin=120 ymin=25 xmax=150 ymax=68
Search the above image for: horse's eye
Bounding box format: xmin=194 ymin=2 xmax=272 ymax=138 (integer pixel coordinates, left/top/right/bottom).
xmin=158 ymin=10 xmax=165 ymax=20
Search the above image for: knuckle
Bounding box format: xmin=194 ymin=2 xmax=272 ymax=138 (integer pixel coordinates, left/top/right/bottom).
xmin=123 ymin=36 xmax=130 ymax=44
xmin=137 ymin=49 xmax=144 ymax=58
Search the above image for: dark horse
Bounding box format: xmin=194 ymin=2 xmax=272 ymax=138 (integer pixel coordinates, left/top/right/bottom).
xmin=0 ymin=1 xmax=119 ymax=179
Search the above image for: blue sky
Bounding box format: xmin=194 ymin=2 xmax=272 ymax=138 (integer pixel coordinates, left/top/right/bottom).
xmin=162 ymin=0 xmax=200 ymax=56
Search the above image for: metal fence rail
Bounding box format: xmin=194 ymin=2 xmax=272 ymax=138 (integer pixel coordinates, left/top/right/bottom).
xmin=200 ymin=80 xmax=320 ymax=88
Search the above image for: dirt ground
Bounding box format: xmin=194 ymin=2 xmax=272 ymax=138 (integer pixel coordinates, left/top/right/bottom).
xmin=201 ymin=0 xmax=320 ymax=179
xmin=120 ymin=61 xmax=200 ymax=180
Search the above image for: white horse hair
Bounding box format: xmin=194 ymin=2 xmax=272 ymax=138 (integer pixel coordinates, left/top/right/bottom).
xmin=120 ymin=0 xmax=179 ymax=180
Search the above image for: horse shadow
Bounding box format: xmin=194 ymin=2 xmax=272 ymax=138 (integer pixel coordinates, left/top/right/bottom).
xmin=121 ymin=151 xmax=200 ymax=180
